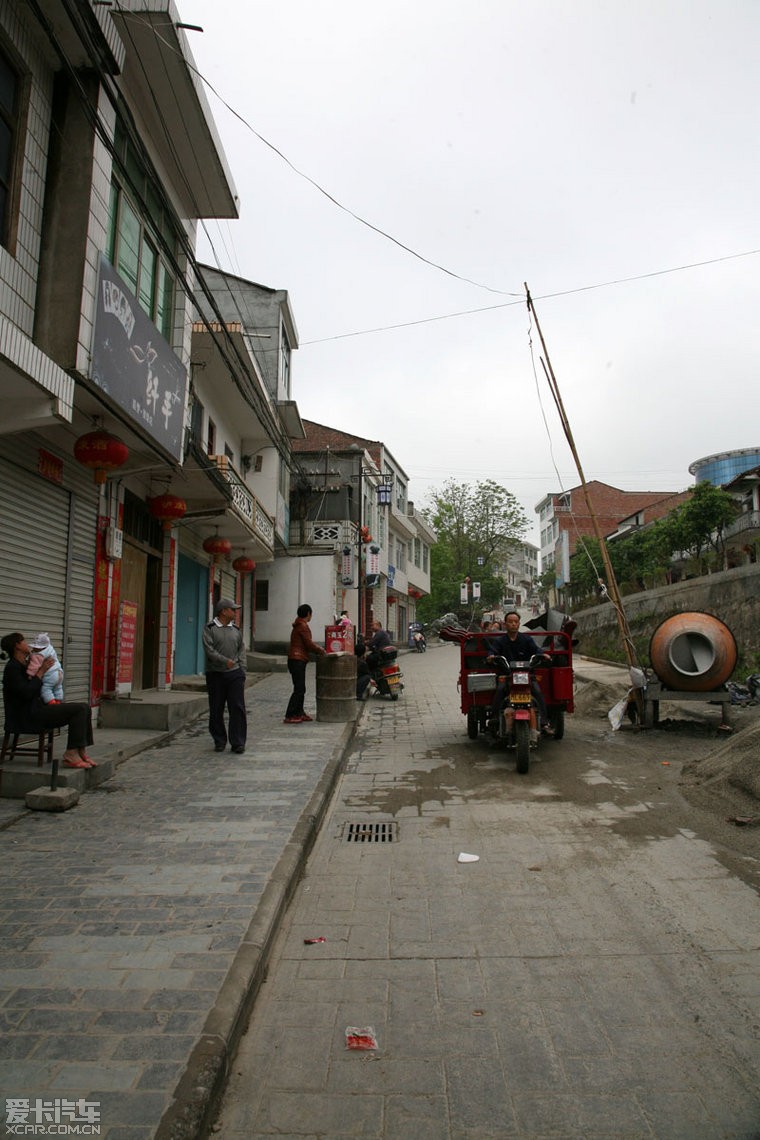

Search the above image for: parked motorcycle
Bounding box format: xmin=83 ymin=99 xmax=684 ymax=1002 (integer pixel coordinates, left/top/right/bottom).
xmin=367 ymin=646 xmax=404 ymax=700
xmin=488 ymin=653 xmax=548 ymax=774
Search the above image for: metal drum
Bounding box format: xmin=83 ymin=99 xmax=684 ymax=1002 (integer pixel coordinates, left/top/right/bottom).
xmin=316 ymin=653 xmax=357 ymax=721
xmin=648 ymin=612 xmax=737 ymax=691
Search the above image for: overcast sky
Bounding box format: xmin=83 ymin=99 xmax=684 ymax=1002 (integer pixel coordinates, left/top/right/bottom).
xmin=176 ymin=0 xmax=760 ymax=544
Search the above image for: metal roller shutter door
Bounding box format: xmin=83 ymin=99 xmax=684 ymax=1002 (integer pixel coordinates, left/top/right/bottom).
xmin=0 ymin=457 xmax=69 ymax=678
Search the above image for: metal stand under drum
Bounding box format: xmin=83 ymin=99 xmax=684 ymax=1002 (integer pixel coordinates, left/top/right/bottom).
xmin=642 ymin=680 xmax=732 ymax=731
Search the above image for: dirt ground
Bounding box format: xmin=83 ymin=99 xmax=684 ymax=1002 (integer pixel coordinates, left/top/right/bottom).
xmin=572 ymin=674 xmax=760 ymax=886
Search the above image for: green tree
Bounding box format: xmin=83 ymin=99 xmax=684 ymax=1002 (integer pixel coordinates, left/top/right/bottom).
xmin=665 ymin=482 xmax=738 ymax=570
xmin=567 ymin=536 xmax=605 ymax=607
xmin=419 ymin=479 xmax=529 ymax=619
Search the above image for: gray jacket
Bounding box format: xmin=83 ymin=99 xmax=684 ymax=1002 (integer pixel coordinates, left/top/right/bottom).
xmin=202 ymin=620 xmax=246 ymax=674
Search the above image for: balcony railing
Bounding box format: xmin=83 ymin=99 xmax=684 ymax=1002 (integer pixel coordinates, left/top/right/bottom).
xmin=209 ymin=453 xmax=275 ymax=548
xmin=725 ymin=510 xmax=760 ymax=541
xmin=298 ymin=519 xmax=356 ymax=548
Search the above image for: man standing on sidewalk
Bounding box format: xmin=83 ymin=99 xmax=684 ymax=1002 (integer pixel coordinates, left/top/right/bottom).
xmin=202 ymin=598 xmax=247 ymax=753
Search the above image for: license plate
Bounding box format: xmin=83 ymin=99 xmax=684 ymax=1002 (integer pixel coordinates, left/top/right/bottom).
xmin=510 ymin=692 xmax=531 ymax=703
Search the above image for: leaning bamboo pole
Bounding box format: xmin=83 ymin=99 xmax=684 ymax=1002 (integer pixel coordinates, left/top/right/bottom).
xmin=525 ymin=285 xmax=643 ymax=704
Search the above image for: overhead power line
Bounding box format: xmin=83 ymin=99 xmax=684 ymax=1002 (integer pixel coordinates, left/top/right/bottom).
xmin=130 ymin=12 xmax=521 ymax=299
xmin=301 ymin=246 xmax=760 ymax=345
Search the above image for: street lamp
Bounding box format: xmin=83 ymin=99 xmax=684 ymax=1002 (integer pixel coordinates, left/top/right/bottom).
xmin=351 ymin=458 xmax=393 ymax=637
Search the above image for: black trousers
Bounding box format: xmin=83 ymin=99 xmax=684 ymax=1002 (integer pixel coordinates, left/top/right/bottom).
xmin=285 ymin=659 xmax=307 ymax=718
xmin=18 ymin=701 xmax=94 ymax=750
xmin=206 ymin=669 xmax=247 ymax=749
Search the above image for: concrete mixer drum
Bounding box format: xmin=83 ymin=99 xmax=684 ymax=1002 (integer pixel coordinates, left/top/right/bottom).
xmin=648 ymin=612 xmax=738 ymax=692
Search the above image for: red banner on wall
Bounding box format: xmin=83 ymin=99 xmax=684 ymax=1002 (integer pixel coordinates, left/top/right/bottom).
xmin=117 ymin=601 xmax=139 ymax=687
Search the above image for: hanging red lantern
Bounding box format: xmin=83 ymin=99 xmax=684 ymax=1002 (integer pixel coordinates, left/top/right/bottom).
xmin=202 ymin=534 xmax=232 ymax=562
xmin=147 ymin=493 xmax=187 ymax=531
xmin=388 ymin=596 xmax=397 ymax=605
xmin=74 ymin=429 xmax=129 ymax=485
xmin=232 ymin=556 xmax=256 ymax=575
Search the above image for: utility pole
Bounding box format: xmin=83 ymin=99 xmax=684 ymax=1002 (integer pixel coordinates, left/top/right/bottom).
xmin=525 ymin=284 xmax=644 ymax=709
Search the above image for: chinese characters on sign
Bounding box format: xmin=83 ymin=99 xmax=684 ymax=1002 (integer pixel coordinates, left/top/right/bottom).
xmin=92 ymin=255 xmax=187 ymax=461
xmin=116 ymin=600 xmax=138 ymax=689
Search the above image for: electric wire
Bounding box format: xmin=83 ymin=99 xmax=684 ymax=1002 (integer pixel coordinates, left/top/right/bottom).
xmin=112 ymin=7 xmax=760 ymax=347
xmin=116 ymin=6 xmax=521 ymax=299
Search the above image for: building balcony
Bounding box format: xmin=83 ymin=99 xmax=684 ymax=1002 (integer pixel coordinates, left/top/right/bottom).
xmin=725 ymin=510 xmax=760 ymax=545
xmin=292 ymin=518 xmax=356 ymax=549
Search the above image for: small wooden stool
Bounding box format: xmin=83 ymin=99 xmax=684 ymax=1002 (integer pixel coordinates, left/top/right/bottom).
xmin=0 ymin=730 xmax=55 ymax=767
xmin=1 ymin=729 xmax=61 ymax=794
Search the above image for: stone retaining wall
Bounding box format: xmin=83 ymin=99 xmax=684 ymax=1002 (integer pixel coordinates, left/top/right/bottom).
xmin=572 ymin=563 xmax=760 ymax=674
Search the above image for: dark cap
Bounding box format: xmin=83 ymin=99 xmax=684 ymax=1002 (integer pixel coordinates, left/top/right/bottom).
xmin=214 ymin=598 xmax=241 ymax=616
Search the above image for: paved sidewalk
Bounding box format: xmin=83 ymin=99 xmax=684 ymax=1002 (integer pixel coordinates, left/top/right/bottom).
xmin=0 ymin=670 xmax=357 ymax=1139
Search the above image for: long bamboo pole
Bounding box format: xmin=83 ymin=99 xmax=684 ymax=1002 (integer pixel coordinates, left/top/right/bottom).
xmin=525 ymin=285 xmax=643 ymax=699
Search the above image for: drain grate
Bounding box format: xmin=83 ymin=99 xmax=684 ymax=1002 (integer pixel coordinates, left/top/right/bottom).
xmin=342 ymin=821 xmax=398 ymax=843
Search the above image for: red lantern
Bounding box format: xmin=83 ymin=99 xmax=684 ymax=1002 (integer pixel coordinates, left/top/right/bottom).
xmin=74 ymin=429 xmax=129 ymax=485
xmin=203 ymin=534 xmax=232 ymax=562
xmin=147 ymin=494 xmax=187 ymax=531
xmin=388 ymin=596 xmax=397 ymax=605
xmin=232 ymin=556 xmax=256 ymax=575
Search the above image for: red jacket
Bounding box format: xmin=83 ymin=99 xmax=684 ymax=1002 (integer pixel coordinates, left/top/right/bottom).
xmin=288 ymin=617 xmax=325 ymax=662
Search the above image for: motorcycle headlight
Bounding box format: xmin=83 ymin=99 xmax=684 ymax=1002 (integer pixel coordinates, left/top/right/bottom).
xmin=512 ymin=671 xmax=530 ymax=685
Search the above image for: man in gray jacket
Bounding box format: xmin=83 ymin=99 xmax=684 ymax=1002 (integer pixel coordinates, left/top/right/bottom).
xmin=202 ymin=598 xmax=247 ymax=753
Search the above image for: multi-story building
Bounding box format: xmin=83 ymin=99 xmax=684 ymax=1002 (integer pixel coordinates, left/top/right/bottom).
xmin=502 ymin=541 xmax=539 ymax=606
xmin=172 ymin=265 xmax=305 ymax=673
xmin=0 ymin=0 xmax=246 ymax=701
xmin=253 ymin=421 xmax=433 ymax=647
xmin=536 ymin=482 xmax=690 ymax=583
xmin=689 ymin=447 xmax=760 ymax=487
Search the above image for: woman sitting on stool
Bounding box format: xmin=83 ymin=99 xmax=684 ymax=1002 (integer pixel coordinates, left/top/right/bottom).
xmin=1 ymin=632 xmax=95 ymax=769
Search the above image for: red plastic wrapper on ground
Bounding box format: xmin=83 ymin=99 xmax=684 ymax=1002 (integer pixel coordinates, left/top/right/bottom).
xmin=345 ymin=1026 xmax=378 ymax=1050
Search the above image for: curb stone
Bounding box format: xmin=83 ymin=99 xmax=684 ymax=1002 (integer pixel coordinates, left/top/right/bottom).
xmin=154 ymin=715 xmax=361 ymax=1139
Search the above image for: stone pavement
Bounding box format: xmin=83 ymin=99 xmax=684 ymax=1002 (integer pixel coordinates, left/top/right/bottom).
xmin=0 ymin=669 xmax=356 ymax=1139
xmin=215 ymin=648 xmax=760 ymax=1138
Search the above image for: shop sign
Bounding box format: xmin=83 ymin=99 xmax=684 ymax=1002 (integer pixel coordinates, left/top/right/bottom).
xmin=91 ymin=255 xmax=188 ymax=461
xmin=37 ymin=449 xmax=63 ymax=484
xmin=117 ymin=600 xmax=139 ymax=692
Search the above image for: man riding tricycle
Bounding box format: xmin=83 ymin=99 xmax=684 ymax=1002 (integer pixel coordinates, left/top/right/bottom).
xmin=441 ymin=611 xmax=575 ymax=774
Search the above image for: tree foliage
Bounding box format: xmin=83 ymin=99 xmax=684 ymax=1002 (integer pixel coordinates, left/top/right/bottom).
xmin=417 ymin=479 xmax=529 ymax=620
xmin=566 ymin=484 xmax=739 ymax=607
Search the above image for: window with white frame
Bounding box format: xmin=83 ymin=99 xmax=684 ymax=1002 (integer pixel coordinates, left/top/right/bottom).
xmin=106 ymin=120 xmax=179 ymax=341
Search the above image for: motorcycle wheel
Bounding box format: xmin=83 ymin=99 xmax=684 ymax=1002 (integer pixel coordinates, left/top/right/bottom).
xmin=515 ymin=721 xmax=530 ymax=774
xmin=549 ymin=709 xmax=565 ymax=740
xmin=467 ymin=709 xmax=479 ymax=739
xmin=390 ymin=692 xmax=399 ymax=701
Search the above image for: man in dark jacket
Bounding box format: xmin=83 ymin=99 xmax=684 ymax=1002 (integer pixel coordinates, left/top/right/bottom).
xmin=485 ymin=611 xmax=551 ymax=733
xmin=366 ymin=620 xmax=392 ymax=669
xmin=202 ymin=598 xmax=247 ymax=753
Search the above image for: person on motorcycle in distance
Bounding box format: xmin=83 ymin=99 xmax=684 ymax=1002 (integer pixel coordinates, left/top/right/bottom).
xmin=366 ymin=620 xmax=392 ymax=669
xmin=485 ymin=610 xmax=553 ymax=735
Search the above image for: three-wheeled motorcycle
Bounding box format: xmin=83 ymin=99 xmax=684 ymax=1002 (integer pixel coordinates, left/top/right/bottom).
xmin=441 ymin=622 xmax=574 ymax=773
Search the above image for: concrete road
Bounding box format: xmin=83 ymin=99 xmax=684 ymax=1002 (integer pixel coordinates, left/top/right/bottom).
xmin=214 ymin=644 xmax=760 ymax=1139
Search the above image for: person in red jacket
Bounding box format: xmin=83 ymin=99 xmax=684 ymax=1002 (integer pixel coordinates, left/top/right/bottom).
xmin=284 ymin=604 xmax=326 ymax=724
